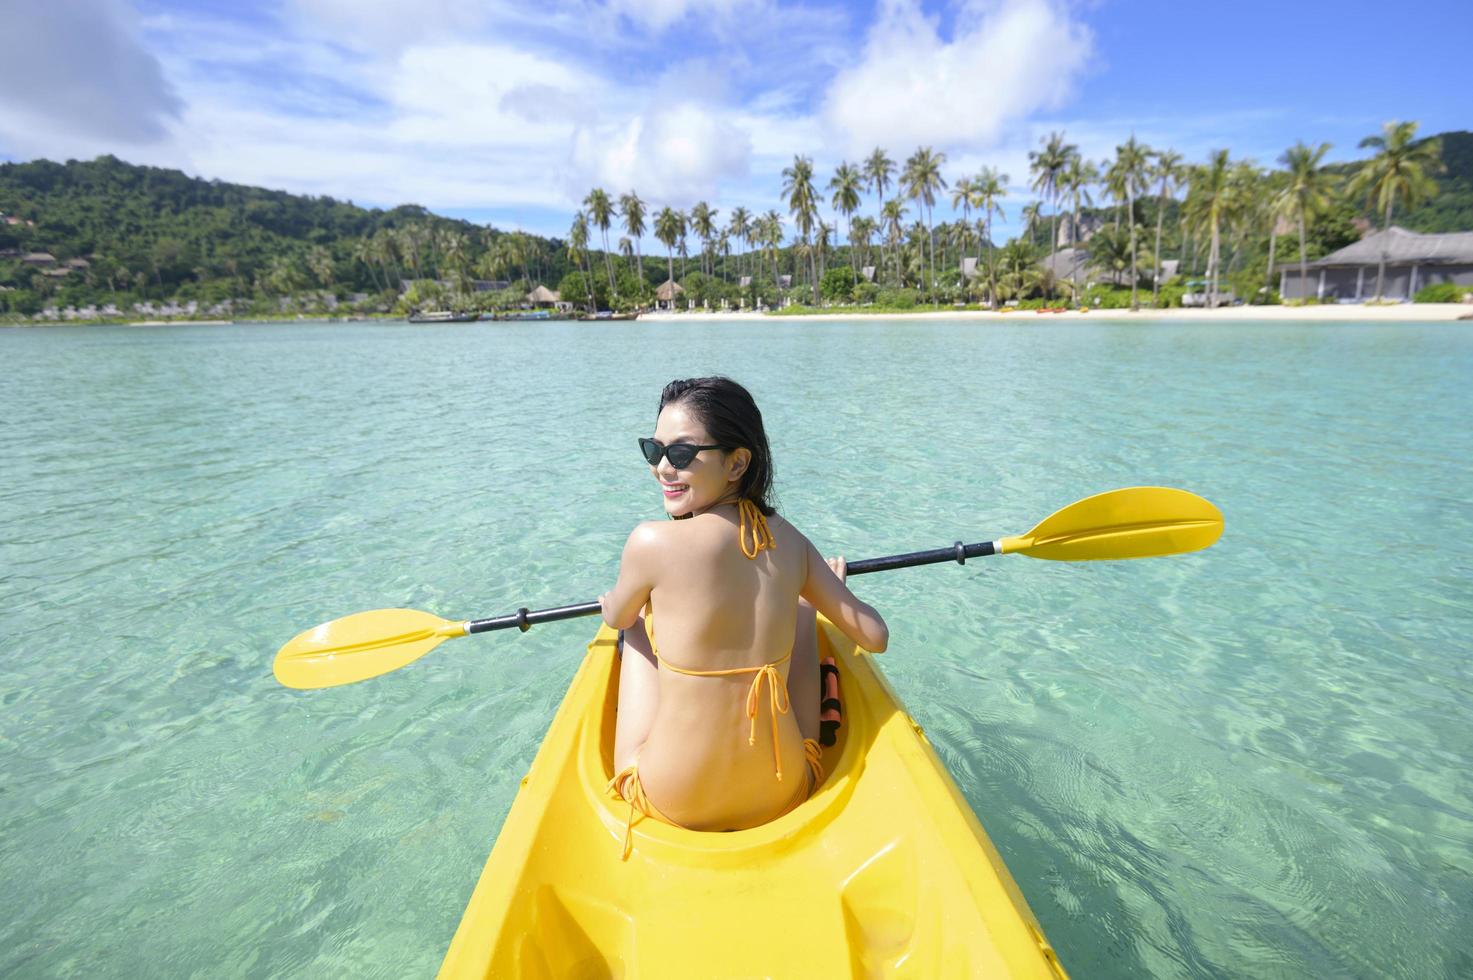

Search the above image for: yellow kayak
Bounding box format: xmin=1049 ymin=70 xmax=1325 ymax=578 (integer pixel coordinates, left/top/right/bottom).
xmin=438 ymin=619 xmax=1069 ymax=978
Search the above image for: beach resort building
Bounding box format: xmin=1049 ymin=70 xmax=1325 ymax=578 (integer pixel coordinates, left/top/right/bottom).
xmin=1279 ymin=227 xmax=1473 ymax=301
xmin=655 ymin=280 xmax=684 ymax=310
xmin=525 ymin=284 xmax=573 ymax=312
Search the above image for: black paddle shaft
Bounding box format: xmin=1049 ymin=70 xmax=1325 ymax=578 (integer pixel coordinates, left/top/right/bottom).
xmin=464 ymin=539 xmax=997 ymax=636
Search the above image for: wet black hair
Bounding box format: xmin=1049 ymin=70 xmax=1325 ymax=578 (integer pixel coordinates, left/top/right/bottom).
xmin=658 ymin=376 xmax=775 ymax=516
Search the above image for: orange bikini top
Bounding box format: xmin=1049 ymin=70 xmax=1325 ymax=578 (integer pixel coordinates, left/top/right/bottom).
xmin=645 ymin=498 xmax=794 ymax=779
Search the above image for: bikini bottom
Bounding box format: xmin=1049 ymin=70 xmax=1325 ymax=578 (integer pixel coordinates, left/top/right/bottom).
xmin=608 ymin=738 xmax=824 ymax=860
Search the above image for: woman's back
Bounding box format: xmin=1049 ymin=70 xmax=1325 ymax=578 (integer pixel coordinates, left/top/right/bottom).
xmin=600 ymin=375 xmax=887 ymax=847
xmin=643 ymin=508 xmax=805 ymax=673
xmin=630 ymin=508 xmax=811 ymax=829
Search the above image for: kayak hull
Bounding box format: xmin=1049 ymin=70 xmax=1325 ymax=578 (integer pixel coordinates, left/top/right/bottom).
xmin=438 ymin=620 xmax=1067 ymax=978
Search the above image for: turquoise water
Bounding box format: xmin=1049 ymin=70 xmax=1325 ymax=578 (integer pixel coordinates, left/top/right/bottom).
xmin=2 ymin=317 xmax=1470 ymax=978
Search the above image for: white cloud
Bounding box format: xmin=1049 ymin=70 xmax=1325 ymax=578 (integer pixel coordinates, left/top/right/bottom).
xmin=608 ymin=0 xmax=742 ymax=32
xmin=383 ymin=43 xmax=592 ymax=147
xmin=570 ymin=103 xmax=752 ymax=205
xmin=821 ymin=0 xmax=1093 ymax=155
xmin=0 ymin=0 xmax=182 ymax=149
xmin=0 ymin=0 xmax=1126 ymax=243
xmin=281 ymin=0 xmax=496 ymax=53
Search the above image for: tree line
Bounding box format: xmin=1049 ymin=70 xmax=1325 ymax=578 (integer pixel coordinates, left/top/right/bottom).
xmin=0 ymin=126 xmax=1462 ymax=320
xmin=568 ymin=121 xmax=1450 ymax=312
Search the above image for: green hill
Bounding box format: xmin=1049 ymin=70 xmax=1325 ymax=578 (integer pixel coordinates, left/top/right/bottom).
xmin=0 ymin=155 xmax=572 ymax=318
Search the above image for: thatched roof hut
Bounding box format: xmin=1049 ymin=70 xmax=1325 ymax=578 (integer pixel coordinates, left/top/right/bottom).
xmin=526 ymin=284 xmax=560 ymax=306
xmin=655 ymin=280 xmax=685 ymax=302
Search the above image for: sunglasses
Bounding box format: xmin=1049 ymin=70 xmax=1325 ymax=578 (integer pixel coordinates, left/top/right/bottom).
xmin=639 ymin=437 xmax=723 ymax=469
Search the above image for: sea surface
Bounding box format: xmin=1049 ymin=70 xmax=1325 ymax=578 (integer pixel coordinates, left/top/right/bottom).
xmin=2 ymin=317 xmax=1470 ymax=978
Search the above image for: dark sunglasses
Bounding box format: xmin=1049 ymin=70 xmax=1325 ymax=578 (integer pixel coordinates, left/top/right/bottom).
xmin=639 ymin=437 xmax=723 ymax=468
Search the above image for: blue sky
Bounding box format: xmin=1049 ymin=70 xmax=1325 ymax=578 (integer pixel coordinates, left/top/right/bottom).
xmin=1 ymin=0 xmax=1467 ymax=244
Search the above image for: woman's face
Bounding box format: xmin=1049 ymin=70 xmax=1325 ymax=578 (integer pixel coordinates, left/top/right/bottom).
xmin=650 ymin=401 xmax=748 ymax=517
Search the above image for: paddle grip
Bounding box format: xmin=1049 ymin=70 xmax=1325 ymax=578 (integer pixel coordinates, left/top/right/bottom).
xmin=846 ymin=540 xmax=995 ymax=576
xmin=466 ymin=601 xmax=602 ymax=634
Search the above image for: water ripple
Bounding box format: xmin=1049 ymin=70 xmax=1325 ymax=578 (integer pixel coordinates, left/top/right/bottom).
xmin=3 ymin=318 xmax=1472 ymax=978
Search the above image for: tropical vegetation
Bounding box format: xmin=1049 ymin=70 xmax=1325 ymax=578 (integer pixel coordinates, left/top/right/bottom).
xmin=2 ymin=127 xmax=1468 ymax=323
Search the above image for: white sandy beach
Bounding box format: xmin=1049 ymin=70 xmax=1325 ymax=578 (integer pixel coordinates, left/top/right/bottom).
xmin=643 ymin=303 xmax=1472 ymax=323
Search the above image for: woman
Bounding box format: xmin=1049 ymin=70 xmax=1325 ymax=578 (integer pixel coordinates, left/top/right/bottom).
xmin=599 ymin=377 xmax=888 ymax=855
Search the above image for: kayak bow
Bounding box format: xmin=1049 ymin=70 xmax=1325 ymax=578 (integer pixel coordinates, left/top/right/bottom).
xmin=438 ymin=620 xmax=1069 ymax=978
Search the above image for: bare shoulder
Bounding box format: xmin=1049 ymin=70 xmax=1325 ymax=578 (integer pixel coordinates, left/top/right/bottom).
xmin=767 ymin=513 xmax=814 ymax=566
xmin=626 ymin=520 xmax=668 ymax=546
xmin=766 ymin=512 xmax=805 ymax=544
xmin=621 ymin=520 xmax=672 ymax=559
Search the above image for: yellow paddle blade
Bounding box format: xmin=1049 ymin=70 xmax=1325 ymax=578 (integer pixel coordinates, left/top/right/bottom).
xmin=997 ymin=486 xmax=1222 ymax=561
xmin=273 ymin=608 xmax=469 ymax=689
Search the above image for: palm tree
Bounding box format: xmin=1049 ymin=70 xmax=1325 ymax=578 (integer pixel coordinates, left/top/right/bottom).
xmin=396 ymin=225 xmax=422 ymax=279
xmin=760 ymin=210 xmax=784 ymax=289
xmin=1259 ymin=170 xmax=1291 ymax=296
xmin=1028 ymin=131 xmax=1075 ymax=295
xmin=1060 ymin=155 xmax=1097 ymax=297
xmin=1348 ymin=121 xmax=1443 ymax=300
xmin=902 ymin=220 xmax=929 ymax=286
xmin=618 ymin=191 xmax=647 ymax=286
xmin=864 ymin=149 xmax=896 ymax=282
xmin=950 ymin=176 xmax=976 ymax=263
xmin=850 ymin=216 xmax=877 ymax=280
xmin=1102 ymin=157 xmax=1127 ymax=231
xmin=567 ymin=211 xmax=596 ymax=312
xmin=864 ymin=148 xmax=895 ymax=214
xmin=306 ymin=246 xmax=334 ymax=292
xmin=1184 ymin=149 xmax=1234 ymax=307
xmin=654 ymin=206 xmax=681 ymax=298
xmin=352 ymin=238 xmax=383 ymax=292
xmin=689 ymin=201 xmax=717 ymax=277
xmin=816 ymin=221 xmax=833 ymax=283
xmin=727 ymin=206 xmax=751 ymax=282
xmin=970 ymin=168 xmax=1007 ymax=306
xmin=374 ymin=229 xmax=402 ymax=289
xmin=442 ymin=231 xmax=470 ymax=297
xmin=1110 ymin=137 xmax=1152 ymax=308
xmin=675 ymin=210 xmax=689 ymax=279
xmin=1150 ymin=150 xmax=1184 ymax=306
xmin=1087 ymin=226 xmax=1135 ymax=287
xmin=583 ymin=188 xmax=617 ymax=298
xmin=829 ymin=162 xmax=864 ymax=282
xmin=1226 ymin=161 xmax=1265 ymax=283
xmin=1276 ymin=141 xmax=1336 ymax=303
xmin=1021 ymin=201 xmax=1042 ymax=241
xmin=902 ymin=146 xmax=947 ymax=304
xmin=994 ymin=239 xmax=1041 ymax=302
xmin=782 ymin=155 xmax=821 ymax=304
xmin=880 ymin=199 xmax=907 ymax=286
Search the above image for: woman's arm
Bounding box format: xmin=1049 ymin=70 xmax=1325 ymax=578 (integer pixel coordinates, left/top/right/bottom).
xmin=799 ymin=538 xmax=889 ymax=653
xmin=599 ymin=523 xmax=661 ymax=630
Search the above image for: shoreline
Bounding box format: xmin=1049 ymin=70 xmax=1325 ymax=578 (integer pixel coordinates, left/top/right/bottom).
xmin=4 ymin=304 xmax=1469 ymax=329
xmin=645 ymin=303 xmax=1473 ymax=323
